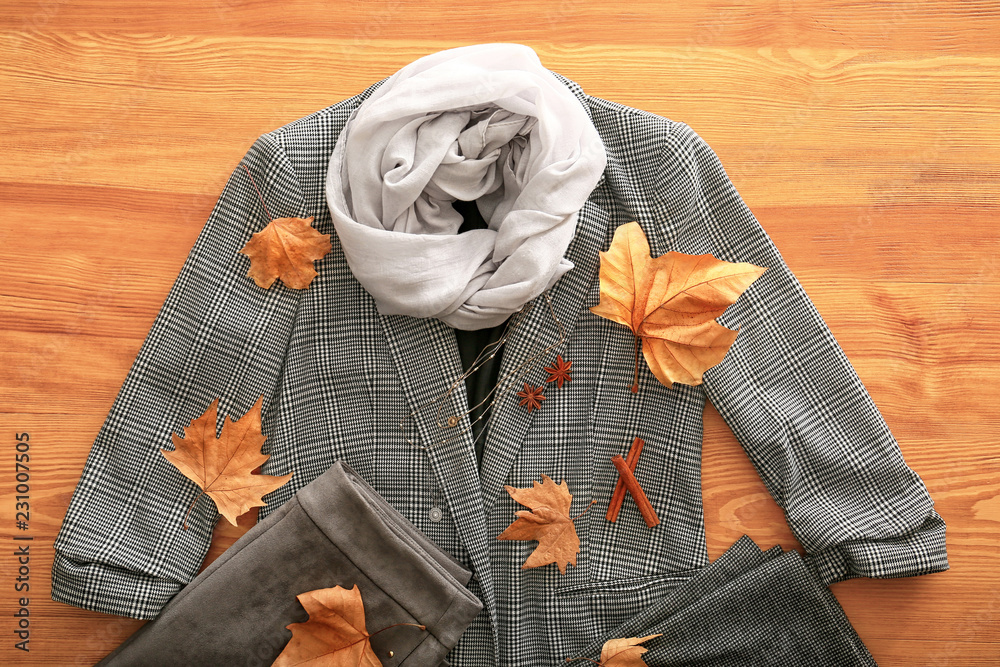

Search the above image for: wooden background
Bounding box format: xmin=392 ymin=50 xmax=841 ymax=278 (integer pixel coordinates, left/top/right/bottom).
xmin=1 ymin=1 xmax=999 ymax=664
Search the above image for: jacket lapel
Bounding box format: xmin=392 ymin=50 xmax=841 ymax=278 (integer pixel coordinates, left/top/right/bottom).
xmin=479 ymin=193 xmax=612 ymax=516
xmin=375 ymin=188 xmax=611 ymax=639
xmin=377 ymin=312 xmax=500 ymax=645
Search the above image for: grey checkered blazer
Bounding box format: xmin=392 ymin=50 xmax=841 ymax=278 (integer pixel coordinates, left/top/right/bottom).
xmin=52 ymin=71 xmax=948 ymax=665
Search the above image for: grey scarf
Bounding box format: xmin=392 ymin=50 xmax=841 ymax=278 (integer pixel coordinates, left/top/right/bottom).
xmin=325 ymin=43 xmax=607 ymax=330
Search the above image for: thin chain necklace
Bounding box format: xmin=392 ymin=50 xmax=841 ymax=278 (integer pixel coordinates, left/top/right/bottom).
xmin=400 ymin=291 xmax=566 ymax=520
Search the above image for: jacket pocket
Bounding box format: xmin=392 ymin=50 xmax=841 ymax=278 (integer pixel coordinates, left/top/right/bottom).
xmin=554 ymin=568 xmax=700 ymax=599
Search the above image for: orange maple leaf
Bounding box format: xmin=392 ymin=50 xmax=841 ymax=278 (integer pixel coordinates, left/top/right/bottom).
xmin=590 ymin=221 xmax=766 ymax=391
xmin=567 ymin=633 xmax=663 ymax=666
xmin=273 ymin=584 xmax=425 ymax=667
xmin=273 ymin=585 xmax=380 ymax=667
xmin=161 ymin=396 xmax=292 ymax=527
xmin=598 ymin=634 xmax=662 ymax=666
xmin=238 ymin=215 xmax=332 ymax=289
xmin=496 ymin=474 xmax=580 ymax=575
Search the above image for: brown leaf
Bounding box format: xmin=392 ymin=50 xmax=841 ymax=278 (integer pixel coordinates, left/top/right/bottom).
xmin=589 ymin=221 xmax=766 ymax=390
xmin=161 ymin=396 xmax=292 ymax=526
xmin=272 ymin=584 xmax=380 ymax=667
xmin=599 ymin=634 xmax=662 ymax=666
xmin=496 ymin=474 xmax=579 ymax=574
xmin=239 ymin=215 xmax=332 ymax=289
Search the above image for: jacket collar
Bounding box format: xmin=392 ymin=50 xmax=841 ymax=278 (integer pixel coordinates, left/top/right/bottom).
xmin=551 ymin=71 xmax=608 ymax=191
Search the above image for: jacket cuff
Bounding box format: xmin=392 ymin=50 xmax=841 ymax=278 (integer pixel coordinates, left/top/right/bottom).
xmin=804 ymin=509 xmax=949 ymax=587
xmin=51 ymin=550 xmax=185 ymax=620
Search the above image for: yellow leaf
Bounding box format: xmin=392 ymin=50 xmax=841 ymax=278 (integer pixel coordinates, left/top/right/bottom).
xmin=239 ymin=216 xmax=332 ymax=289
xmin=496 ymin=474 xmax=579 ymax=575
xmin=590 ymin=221 xmax=766 ymax=390
xmin=161 ymin=396 xmax=292 ymax=527
xmin=600 ymin=634 xmax=662 ymax=666
xmin=272 ymin=585 xmax=381 ymax=667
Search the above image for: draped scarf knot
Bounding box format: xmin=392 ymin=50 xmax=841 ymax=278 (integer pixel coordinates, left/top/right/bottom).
xmin=325 ymin=43 xmax=608 ymax=330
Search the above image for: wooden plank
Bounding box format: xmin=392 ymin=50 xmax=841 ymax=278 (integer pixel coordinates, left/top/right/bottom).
xmin=2 ymin=34 xmax=998 ymax=206
xmin=2 ymin=1 xmax=999 ymax=51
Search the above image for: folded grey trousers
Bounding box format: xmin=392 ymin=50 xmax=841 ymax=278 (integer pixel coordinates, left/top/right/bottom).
xmin=97 ymin=460 xmax=482 ymax=666
xmin=578 ymin=534 xmax=878 ymax=666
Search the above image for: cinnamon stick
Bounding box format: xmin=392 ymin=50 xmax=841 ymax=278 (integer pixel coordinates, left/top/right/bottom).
xmin=610 ymin=454 xmax=660 ymax=528
xmin=605 ymin=437 xmax=644 ymax=522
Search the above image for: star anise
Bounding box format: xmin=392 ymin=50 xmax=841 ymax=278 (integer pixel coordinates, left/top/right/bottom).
xmin=516 ymin=383 xmax=546 ymax=412
xmin=543 ymin=355 xmax=573 ymax=389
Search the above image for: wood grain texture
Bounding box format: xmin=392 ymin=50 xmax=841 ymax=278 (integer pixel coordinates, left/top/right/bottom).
xmin=1 ymin=1 xmax=997 ymax=664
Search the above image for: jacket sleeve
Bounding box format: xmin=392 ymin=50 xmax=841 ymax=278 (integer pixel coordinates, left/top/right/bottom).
xmin=666 ymin=121 xmax=948 ymax=586
xmin=51 ymin=132 xmax=307 ymax=619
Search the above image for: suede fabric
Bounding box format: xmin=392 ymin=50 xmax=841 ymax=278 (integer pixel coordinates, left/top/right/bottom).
xmin=96 ymin=460 xmax=481 ymax=666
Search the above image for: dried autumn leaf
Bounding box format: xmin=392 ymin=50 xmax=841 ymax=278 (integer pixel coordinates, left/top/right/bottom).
xmin=161 ymin=396 xmax=292 ymax=527
xmin=590 ymin=221 xmax=766 ymax=391
xmin=600 ymin=634 xmax=662 ymax=666
xmin=272 ymin=584 xmax=380 ymax=667
xmin=496 ymin=474 xmax=579 ymax=574
xmin=239 ymin=215 xmax=332 ymax=289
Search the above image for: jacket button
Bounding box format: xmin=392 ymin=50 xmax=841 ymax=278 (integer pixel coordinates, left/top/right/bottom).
xmin=428 ymin=507 xmax=443 ymax=522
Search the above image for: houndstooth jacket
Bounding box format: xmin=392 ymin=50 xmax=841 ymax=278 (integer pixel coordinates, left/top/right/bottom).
xmin=52 ymin=69 xmax=948 ymax=665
